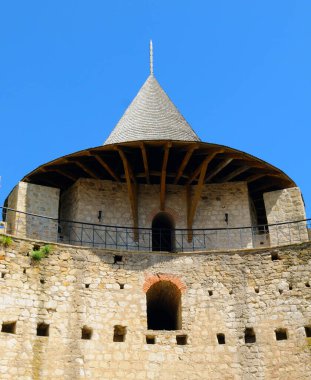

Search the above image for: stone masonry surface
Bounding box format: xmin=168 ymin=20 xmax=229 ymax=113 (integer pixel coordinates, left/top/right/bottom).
xmin=0 ymin=237 xmax=310 ymax=379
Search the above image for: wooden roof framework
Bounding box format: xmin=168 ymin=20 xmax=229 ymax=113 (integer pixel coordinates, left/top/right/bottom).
xmin=22 ymin=140 xmax=296 ymax=236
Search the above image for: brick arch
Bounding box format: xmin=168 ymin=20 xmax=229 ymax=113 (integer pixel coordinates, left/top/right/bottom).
xmin=146 ymin=207 xmax=180 ymax=227
xmin=143 ymin=274 xmax=186 ymax=293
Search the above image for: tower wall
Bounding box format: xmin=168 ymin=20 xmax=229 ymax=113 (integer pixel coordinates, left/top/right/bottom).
xmin=0 ymin=238 xmax=310 ymax=379
xmin=6 ymin=182 xmax=60 ymax=241
xmin=263 ymin=187 xmax=308 ymax=245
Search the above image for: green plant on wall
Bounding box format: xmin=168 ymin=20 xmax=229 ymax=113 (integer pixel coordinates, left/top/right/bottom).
xmin=0 ymin=235 xmax=13 ymax=248
xmin=30 ymin=244 xmax=52 ymax=261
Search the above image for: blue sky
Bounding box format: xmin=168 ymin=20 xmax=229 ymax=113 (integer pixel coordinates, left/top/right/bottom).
xmin=0 ymin=1 xmax=310 ymax=217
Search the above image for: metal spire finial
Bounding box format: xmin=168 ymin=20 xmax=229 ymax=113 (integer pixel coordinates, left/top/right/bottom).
xmin=150 ymin=40 xmax=153 ymax=75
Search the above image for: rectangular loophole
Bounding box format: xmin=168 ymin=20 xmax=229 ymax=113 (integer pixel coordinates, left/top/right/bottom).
xmin=244 ymin=328 xmax=256 ymax=344
xmin=217 ymin=333 xmax=225 ymax=344
xmin=305 ymin=326 xmax=311 ymax=338
xmin=114 ymin=255 xmax=123 ymax=264
xmin=81 ymin=326 xmax=93 ymax=340
xmin=1 ymin=321 xmax=16 ymax=334
xmin=176 ymin=335 xmax=187 ymax=345
xmin=275 ymin=328 xmax=288 ymax=341
xmin=271 ymin=252 xmax=280 ymax=261
xmin=113 ymin=325 xmax=126 ymax=342
xmin=146 ymin=335 xmax=155 ymax=344
xmin=37 ymin=323 xmax=49 ymax=337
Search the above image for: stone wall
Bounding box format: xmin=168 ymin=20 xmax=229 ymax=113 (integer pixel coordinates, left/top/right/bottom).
xmin=60 ymin=179 xmax=253 ymax=250
xmin=264 ymin=187 xmax=308 ymax=246
xmin=0 ymin=237 xmax=310 ymax=379
xmin=6 ymin=182 xmax=60 ymax=242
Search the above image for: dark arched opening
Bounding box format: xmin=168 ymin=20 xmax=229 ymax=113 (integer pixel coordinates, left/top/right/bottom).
xmin=152 ymin=212 xmax=175 ymax=252
xmin=147 ymin=281 xmax=181 ymax=330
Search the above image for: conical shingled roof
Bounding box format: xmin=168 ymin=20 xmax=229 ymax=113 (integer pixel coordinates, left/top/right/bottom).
xmin=104 ymin=75 xmax=200 ymax=145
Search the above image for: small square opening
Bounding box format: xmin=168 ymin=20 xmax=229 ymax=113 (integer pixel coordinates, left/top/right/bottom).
xmin=176 ymin=335 xmax=187 ymax=345
xmin=1 ymin=321 xmax=16 ymax=334
xmin=217 ymin=333 xmax=225 ymax=345
xmin=85 ymin=283 xmax=90 ymax=289
xmin=305 ymin=326 xmax=311 ymax=338
xmin=271 ymin=252 xmax=280 ymax=261
xmin=23 ymin=268 xmax=26 ymax=274
xmin=118 ymin=283 xmax=125 ymax=289
xmin=37 ymin=323 xmax=49 ymax=337
xmin=113 ymin=325 xmax=126 ymax=342
xmin=275 ymin=328 xmax=288 ymax=341
xmin=81 ymin=326 xmax=93 ymax=340
xmin=279 ymin=289 xmax=283 ymax=295
xmin=254 ymin=287 xmax=259 ymax=294
xmin=1 ymin=273 xmax=5 ymax=279
xmin=244 ymin=328 xmax=256 ymax=344
xmin=289 ymin=284 xmax=293 ymax=290
xmin=305 ymin=282 xmax=310 ymax=288
xmin=208 ymin=290 xmax=213 ymax=296
xmin=146 ymin=335 xmax=155 ymax=344
xmin=40 ymin=279 xmax=45 ymax=285
xmin=114 ymin=255 xmax=123 ymax=264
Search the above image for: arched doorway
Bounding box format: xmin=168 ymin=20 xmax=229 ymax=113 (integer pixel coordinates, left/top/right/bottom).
xmin=152 ymin=212 xmax=175 ymax=252
xmin=146 ymin=280 xmax=181 ymax=330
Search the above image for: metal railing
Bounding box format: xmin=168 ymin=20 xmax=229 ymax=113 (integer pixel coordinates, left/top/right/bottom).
xmin=1 ymin=207 xmax=310 ymax=252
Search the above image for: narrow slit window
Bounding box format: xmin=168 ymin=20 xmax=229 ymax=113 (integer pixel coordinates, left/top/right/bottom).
xmin=271 ymin=252 xmax=280 ymax=261
xmin=275 ymin=328 xmax=288 ymax=341
xmin=1 ymin=321 xmax=16 ymax=334
xmin=37 ymin=323 xmax=49 ymax=337
xmin=113 ymin=325 xmax=126 ymax=342
xmin=146 ymin=335 xmax=155 ymax=344
xmin=305 ymin=326 xmax=311 ymax=338
xmin=81 ymin=326 xmax=93 ymax=340
xmin=176 ymin=335 xmax=187 ymax=345
xmin=244 ymin=328 xmax=256 ymax=344
xmin=217 ymin=333 xmax=225 ymax=344
xmin=114 ymin=255 xmax=123 ymax=264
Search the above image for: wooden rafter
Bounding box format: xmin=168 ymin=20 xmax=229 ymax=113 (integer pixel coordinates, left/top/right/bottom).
xmin=205 ymin=158 xmax=233 ymax=182
xmin=187 ymin=150 xmax=223 ymax=185
xmin=116 ymin=147 xmax=138 ymax=240
xmin=73 ymin=161 xmax=99 ymax=179
xmin=187 ymin=156 xmax=210 ymax=242
xmin=219 ymin=166 xmax=249 ymax=182
xmin=53 ymin=168 xmax=77 ymax=182
xmin=140 ymin=143 xmax=150 ymax=184
xmin=93 ymin=155 xmax=120 ymax=182
xmin=160 ymin=143 xmax=171 ymax=210
xmin=246 ymin=173 xmax=266 ymax=183
xmin=174 ymin=144 xmax=198 ymax=184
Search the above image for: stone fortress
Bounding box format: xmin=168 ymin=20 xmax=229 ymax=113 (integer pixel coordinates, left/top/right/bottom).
xmin=0 ymin=42 xmax=310 ymax=379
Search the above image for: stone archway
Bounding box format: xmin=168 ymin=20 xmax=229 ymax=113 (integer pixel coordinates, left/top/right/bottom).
xmin=146 ymin=280 xmax=181 ymax=330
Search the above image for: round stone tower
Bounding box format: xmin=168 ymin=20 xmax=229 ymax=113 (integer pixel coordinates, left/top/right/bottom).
xmin=1 ymin=43 xmax=310 ymax=380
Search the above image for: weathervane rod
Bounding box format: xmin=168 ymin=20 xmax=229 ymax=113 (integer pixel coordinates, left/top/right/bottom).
xmin=150 ymin=40 xmax=153 ymax=75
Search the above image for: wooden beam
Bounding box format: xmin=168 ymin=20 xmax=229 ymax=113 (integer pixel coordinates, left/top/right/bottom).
xmin=160 ymin=143 xmax=171 ymax=210
xmin=205 ymin=158 xmax=233 ymax=182
xmin=93 ymin=155 xmax=120 ymax=182
xmin=174 ymin=144 xmax=198 ymax=184
xmin=187 ymin=150 xmax=223 ymax=185
xmin=53 ymin=168 xmax=77 ymax=182
xmin=246 ymin=173 xmax=266 ymax=183
xmin=116 ymin=148 xmax=138 ymax=240
xmin=140 ymin=143 xmax=150 ymax=184
xmin=219 ymin=166 xmax=249 ymax=182
xmin=74 ymin=161 xmax=100 ymax=179
xmin=187 ymin=156 xmax=210 ymax=242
